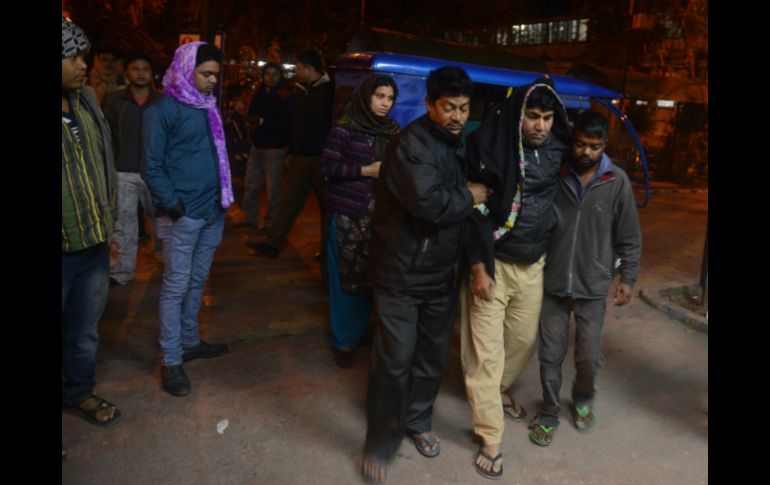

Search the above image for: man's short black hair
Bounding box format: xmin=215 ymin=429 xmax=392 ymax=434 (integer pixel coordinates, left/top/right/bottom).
xmin=124 ymin=51 xmax=154 ymax=72
xmin=526 ymin=86 xmax=559 ymax=112
xmin=426 ymin=66 xmax=473 ymax=101
xmin=574 ymin=110 xmax=609 ymax=140
xmin=261 ymin=61 xmax=284 ymax=79
xmin=296 ymin=49 xmax=324 ymax=73
xmin=95 ymin=46 xmax=122 ymax=58
xmin=195 ymin=43 xmax=223 ymax=67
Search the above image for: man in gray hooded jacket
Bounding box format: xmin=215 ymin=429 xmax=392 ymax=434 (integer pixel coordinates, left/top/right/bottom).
xmin=528 ymin=110 xmax=641 ymax=447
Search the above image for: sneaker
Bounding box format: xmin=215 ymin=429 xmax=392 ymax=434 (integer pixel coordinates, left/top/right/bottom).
xmin=162 ymin=364 xmax=191 ymax=396
xmin=246 ymin=242 xmax=279 ymax=258
xmin=182 ymin=340 xmax=229 ymax=362
xmin=573 ymin=405 xmax=595 ymax=431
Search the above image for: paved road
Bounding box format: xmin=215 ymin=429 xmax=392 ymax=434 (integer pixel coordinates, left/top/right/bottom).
xmin=63 ymin=189 xmax=708 ymax=485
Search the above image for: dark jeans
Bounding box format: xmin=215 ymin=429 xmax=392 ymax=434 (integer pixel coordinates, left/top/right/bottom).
xmin=364 ymin=286 xmax=457 ymax=462
xmin=534 ymin=294 xmax=606 ymax=427
xmin=61 ymin=242 xmax=110 ymax=406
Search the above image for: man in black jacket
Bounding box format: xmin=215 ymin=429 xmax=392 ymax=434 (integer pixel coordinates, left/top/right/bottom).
xmin=248 ymin=49 xmax=332 ymax=258
xmin=361 ymin=67 xmax=489 ymax=483
xmin=460 ymin=77 xmax=571 ymax=480
xmin=235 ymin=62 xmax=291 ymax=233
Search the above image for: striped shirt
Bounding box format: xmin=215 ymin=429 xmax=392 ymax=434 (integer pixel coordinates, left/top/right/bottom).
xmin=62 ymin=89 xmax=114 ymax=252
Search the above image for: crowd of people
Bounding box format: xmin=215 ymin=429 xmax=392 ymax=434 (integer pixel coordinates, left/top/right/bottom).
xmin=62 ymin=16 xmax=641 ymax=482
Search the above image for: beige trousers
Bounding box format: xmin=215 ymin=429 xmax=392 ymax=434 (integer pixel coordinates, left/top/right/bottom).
xmin=460 ymin=255 xmax=545 ymax=444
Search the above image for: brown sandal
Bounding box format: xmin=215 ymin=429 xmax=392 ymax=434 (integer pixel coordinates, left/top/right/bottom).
xmin=410 ymin=432 xmax=440 ymax=458
xmin=63 ymin=394 xmax=122 ymax=428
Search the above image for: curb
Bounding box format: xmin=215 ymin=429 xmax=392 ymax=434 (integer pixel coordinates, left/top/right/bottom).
xmin=632 ymin=185 xmax=708 ymax=195
xmin=647 ymin=188 xmax=708 ymax=195
xmin=639 ymin=282 xmax=708 ymax=333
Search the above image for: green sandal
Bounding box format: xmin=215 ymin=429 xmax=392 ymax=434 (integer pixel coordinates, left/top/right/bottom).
xmin=529 ymin=424 xmax=556 ymax=447
xmin=573 ymin=405 xmax=595 ymax=431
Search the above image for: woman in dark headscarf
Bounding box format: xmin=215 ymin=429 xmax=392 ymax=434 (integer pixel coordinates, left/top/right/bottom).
xmin=319 ymin=74 xmax=400 ymax=368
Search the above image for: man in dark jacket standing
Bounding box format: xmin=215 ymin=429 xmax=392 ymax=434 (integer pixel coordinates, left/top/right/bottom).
xmin=460 ymin=77 xmax=571 ymax=479
xmin=143 ymin=42 xmax=234 ymax=396
xmin=104 ymin=52 xmax=161 ymax=286
xmin=248 ymin=49 xmax=333 ymax=258
xmin=236 ymin=62 xmax=291 ymax=233
xmin=528 ymin=110 xmax=641 ymax=447
xmin=361 ymin=67 xmax=489 ymax=483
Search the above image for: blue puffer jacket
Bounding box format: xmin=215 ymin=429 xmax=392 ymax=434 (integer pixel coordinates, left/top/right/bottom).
xmin=142 ymin=94 xmax=222 ymax=220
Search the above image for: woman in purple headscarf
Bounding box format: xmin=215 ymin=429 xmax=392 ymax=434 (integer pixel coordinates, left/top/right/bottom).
xmin=143 ymin=42 xmax=233 ymax=397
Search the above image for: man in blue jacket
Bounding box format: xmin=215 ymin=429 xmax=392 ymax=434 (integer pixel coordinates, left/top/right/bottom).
xmin=528 ymin=110 xmax=641 ymax=447
xmin=143 ymin=42 xmax=234 ymax=396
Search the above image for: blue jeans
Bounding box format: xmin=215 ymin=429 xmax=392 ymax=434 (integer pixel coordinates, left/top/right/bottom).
xmin=156 ymin=210 xmax=225 ymax=365
xmin=62 ymin=242 xmax=110 ymax=406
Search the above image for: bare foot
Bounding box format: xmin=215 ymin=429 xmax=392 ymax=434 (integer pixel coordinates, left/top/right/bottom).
xmin=361 ymin=453 xmax=387 ymax=483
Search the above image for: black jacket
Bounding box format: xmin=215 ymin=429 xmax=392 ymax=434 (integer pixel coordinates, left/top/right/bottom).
xmin=248 ymin=84 xmax=291 ymax=148
xmin=368 ymin=115 xmax=475 ymax=293
xmin=289 ymin=73 xmax=334 ymax=156
xmin=466 ymin=77 xmax=571 ymax=277
xmin=103 ymin=88 xmax=161 ymax=173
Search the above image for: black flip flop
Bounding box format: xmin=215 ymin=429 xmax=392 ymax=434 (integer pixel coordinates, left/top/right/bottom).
xmin=502 ymin=393 xmax=528 ymax=421
xmin=475 ymin=445 xmax=503 ymax=480
xmin=63 ymin=394 xmax=122 ymax=428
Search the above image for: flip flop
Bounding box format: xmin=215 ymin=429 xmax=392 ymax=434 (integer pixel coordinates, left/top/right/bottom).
xmin=529 ymin=423 xmax=556 ymax=447
xmin=475 ymin=445 xmax=503 ymax=480
xmin=502 ymin=392 xmax=527 ymax=421
xmin=410 ymin=432 xmax=440 ymax=458
xmin=573 ymin=405 xmax=595 ymax=431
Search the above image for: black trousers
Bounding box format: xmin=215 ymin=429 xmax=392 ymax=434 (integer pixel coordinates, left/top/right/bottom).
xmin=364 ymin=286 xmax=457 ymax=461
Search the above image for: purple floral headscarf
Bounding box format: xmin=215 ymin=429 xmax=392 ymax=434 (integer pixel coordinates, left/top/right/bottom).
xmin=162 ymin=41 xmax=233 ymax=208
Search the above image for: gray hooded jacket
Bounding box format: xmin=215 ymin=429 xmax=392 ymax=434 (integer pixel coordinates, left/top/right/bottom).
xmin=543 ymin=153 xmax=642 ymax=299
